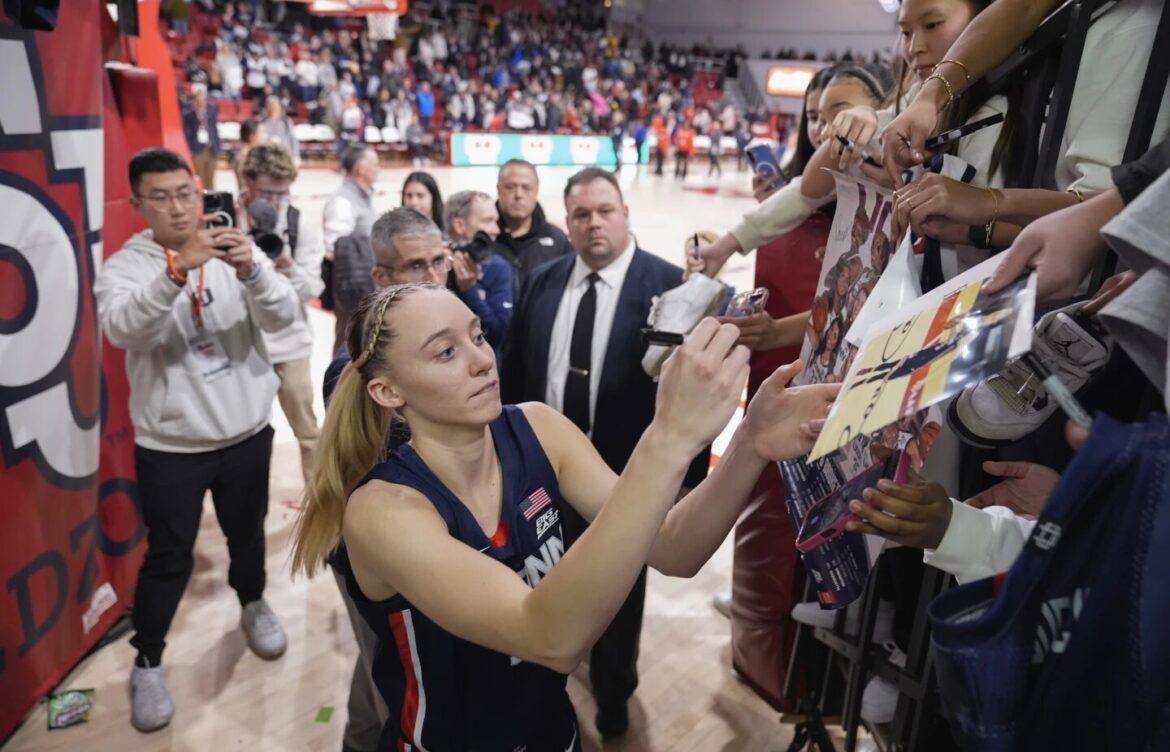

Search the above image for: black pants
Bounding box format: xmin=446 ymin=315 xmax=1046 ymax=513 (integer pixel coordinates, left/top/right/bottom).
xmin=675 ymin=154 xmax=689 ymax=178
xmin=655 ymin=149 xmax=665 ymax=175
xmin=560 ymin=504 xmax=646 ymax=710
xmin=130 ymin=425 xmax=274 ymax=665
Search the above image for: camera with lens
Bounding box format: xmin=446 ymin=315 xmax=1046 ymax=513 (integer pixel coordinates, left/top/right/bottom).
xmin=448 ymin=230 xmax=496 ymax=264
xmin=245 ymin=196 xmax=286 ymax=259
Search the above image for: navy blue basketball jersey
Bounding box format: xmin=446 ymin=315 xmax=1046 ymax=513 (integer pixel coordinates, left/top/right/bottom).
xmin=337 ymin=405 xmax=580 ymax=752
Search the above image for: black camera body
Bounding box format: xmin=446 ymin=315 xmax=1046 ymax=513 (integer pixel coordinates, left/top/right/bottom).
xmin=449 ymin=230 xmax=496 ymax=264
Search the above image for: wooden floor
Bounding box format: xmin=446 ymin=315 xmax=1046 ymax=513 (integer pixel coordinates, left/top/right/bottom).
xmin=4 ymin=450 xmax=801 ymax=752
xmin=5 ymin=164 xmax=844 ymax=751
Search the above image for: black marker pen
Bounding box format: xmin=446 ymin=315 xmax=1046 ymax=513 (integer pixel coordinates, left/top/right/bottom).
xmin=641 ymin=329 xmax=686 ymax=347
xmin=835 ymin=135 xmax=881 ymax=167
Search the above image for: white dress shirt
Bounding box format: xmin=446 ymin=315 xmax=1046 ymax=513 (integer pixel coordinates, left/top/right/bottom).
xmin=545 ymin=239 xmax=637 ymax=433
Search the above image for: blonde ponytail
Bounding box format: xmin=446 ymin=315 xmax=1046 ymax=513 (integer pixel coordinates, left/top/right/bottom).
xmin=291 ymin=362 xmax=390 ymax=576
xmin=290 ymin=283 xmax=441 ymax=577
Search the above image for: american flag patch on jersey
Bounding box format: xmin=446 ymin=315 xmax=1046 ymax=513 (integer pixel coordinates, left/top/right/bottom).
xmin=519 ymin=487 xmax=553 ymax=521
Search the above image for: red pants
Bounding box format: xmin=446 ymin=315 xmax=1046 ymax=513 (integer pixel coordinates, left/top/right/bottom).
xmin=730 ymin=213 xmax=828 ymax=710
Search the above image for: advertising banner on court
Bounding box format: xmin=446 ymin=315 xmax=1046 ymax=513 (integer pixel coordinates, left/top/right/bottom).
xmin=0 ymin=5 xmax=145 ymax=739
xmin=450 ymin=132 xmax=649 ymax=167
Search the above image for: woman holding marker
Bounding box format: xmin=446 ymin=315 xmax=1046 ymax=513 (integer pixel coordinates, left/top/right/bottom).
xmin=291 ymin=284 xmax=839 ymax=750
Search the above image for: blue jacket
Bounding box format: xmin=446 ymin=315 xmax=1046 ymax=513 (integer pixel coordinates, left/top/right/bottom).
xmin=416 ymin=90 xmax=435 ymax=119
xmin=458 ymin=254 xmax=514 ymax=355
xmin=182 ymin=101 xmax=220 ymax=156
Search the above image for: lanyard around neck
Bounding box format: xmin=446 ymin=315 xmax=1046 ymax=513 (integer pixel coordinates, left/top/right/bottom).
xmin=165 ymin=249 xmax=206 ymax=330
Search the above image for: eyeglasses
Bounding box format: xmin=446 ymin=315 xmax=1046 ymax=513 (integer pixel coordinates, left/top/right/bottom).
xmin=138 ymin=188 xmax=199 ymax=211
xmin=254 ymin=189 xmax=291 ymax=205
xmin=381 ymin=255 xmax=452 ymax=281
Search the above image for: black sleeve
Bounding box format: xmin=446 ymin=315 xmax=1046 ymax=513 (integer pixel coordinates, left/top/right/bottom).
xmin=553 ymin=226 xmax=575 ymax=258
xmin=322 ymin=354 xmax=347 ymax=407
xmin=500 ymin=276 xmax=531 ymax=405
xmin=1111 ymin=136 xmax=1170 ymax=204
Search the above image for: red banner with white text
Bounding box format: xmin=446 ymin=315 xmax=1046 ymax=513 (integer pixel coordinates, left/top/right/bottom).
xmin=0 ymin=3 xmax=148 ymax=739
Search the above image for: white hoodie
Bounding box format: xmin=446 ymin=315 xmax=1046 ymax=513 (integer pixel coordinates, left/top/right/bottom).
xmin=94 ymin=231 xmax=301 ymax=453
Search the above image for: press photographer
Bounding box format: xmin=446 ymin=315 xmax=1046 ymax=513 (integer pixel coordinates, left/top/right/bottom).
xmin=238 ymin=142 xmax=325 ymax=485
xmin=443 ymin=190 xmax=515 ymax=352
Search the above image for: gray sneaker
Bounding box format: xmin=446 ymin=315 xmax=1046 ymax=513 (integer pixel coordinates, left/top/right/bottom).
xmin=129 ymin=665 xmax=174 ymax=732
xmin=241 ymin=599 xmax=287 ymax=660
xmin=948 ymin=302 xmax=1111 ymax=447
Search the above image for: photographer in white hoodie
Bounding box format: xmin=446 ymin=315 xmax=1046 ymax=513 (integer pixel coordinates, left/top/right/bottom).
xmin=238 ymin=142 xmax=325 ymax=485
xmin=94 ymin=148 xmax=300 ymax=733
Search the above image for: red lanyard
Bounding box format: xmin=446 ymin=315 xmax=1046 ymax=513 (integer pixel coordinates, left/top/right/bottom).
xmin=165 ymin=249 xmax=206 ymax=330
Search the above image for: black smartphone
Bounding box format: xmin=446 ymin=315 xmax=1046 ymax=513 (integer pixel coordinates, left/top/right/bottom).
xmin=202 ymin=191 xmax=236 ymax=228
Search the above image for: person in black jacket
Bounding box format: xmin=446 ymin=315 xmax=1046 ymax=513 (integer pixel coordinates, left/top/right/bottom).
xmin=501 ymin=168 xmax=710 ymax=740
xmin=494 ymin=159 xmax=574 ymax=295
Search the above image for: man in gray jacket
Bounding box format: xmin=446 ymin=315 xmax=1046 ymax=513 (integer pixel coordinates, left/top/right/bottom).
xmin=323 ymin=144 xmax=379 ymax=352
xmin=94 ymin=148 xmax=300 ymax=733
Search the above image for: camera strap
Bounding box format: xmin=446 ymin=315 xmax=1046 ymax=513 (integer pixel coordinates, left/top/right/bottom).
xmin=285 ymin=204 xmax=299 ymax=256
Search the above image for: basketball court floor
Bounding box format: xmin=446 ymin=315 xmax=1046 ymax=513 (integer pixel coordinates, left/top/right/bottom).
xmin=4 ymin=161 xmax=822 ymax=751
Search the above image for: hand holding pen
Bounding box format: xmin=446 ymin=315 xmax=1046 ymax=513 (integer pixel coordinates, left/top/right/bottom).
xmin=826 ymin=105 xmax=882 ymax=171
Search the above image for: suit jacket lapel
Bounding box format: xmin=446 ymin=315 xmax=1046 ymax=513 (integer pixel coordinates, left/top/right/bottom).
xmin=529 ymin=256 xmax=574 ymax=401
xmin=598 ymin=249 xmax=650 ymax=398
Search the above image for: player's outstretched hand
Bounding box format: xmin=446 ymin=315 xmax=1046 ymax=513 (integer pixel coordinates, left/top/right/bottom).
xmin=742 ymin=361 xmax=840 ymax=462
xmin=652 ymin=318 xmax=750 ymax=457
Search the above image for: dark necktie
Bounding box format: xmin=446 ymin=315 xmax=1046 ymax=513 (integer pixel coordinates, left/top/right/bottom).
xmin=564 ymin=272 xmax=599 ymax=432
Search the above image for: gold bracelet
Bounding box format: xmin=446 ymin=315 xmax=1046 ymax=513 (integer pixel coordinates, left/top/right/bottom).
xmin=986 ymin=186 xmax=1002 ymax=223
xmin=934 ymin=59 xmax=972 ymax=84
xmin=925 ymin=74 xmax=955 ymax=112
xmin=1068 ymin=187 xmax=1086 ymax=203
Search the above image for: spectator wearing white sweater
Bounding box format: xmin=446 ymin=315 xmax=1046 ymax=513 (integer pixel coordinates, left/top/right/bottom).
xmin=94 ymin=148 xmax=300 ymax=734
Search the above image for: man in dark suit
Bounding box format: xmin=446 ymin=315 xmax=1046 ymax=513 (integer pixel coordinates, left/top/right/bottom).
xmin=181 ymin=84 xmax=221 ymax=189
xmin=502 ymin=167 xmax=709 ymax=739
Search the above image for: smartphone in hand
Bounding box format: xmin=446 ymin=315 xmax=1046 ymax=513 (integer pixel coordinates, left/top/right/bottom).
xmin=795 ymin=451 xmax=910 ymax=553
xmin=746 ymin=143 xmax=786 ymax=187
xmin=203 ymin=191 xmax=236 ymax=228
xmin=726 ymin=287 xmax=770 ymax=317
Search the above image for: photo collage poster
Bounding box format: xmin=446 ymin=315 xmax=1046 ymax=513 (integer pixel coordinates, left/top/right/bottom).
xmin=808 ymin=271 xmax=1035 ymax=462
xmin=780 ymin=173 xmax=944 ymax=609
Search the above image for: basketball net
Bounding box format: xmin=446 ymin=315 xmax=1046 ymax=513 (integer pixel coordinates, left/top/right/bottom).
xmin=368 ymin=12 xmax=398 ymax=41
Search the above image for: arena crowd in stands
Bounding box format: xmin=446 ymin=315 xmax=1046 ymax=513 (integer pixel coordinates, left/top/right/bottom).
xmin=164 ymin=0 xmax=881 ymax=152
